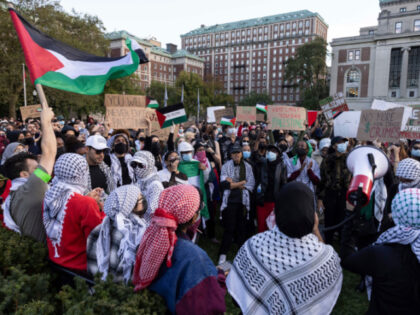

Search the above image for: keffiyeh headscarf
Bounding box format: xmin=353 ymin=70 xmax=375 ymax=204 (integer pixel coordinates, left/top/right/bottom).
xmin=96 ymin=185 xmax=146 ymax=283
xmin=375 ymin=188 xmax=420 ymax=262
xmin=396 ymin=158 xmax=420 ymax=190
xmin=43 ymin=153 xmax=89 ymax=257
xmin=132 ymin=185 xmax=200 ymax=291
xmin=109 ymin=134 xmax=134 ymax=187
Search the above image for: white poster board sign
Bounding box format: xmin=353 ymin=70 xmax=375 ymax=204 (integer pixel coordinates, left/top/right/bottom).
xmin=334 ymin=111 xmax=361 ymax=138
xmin=206 ymin=106 xmax=225 ymax=123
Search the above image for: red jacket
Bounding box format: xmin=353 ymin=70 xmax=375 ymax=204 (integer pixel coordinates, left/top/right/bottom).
xmin=47 ymin=194 xmax=105 ymax=271
xmin=0 ymin=180 xmax=12 ymax=228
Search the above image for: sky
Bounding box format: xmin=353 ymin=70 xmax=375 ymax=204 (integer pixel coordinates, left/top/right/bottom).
xmin=60 ymin=0 xmax=380 ymax=49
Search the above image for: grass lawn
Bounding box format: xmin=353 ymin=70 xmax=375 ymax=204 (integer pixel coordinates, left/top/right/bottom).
xmin=197 ymin=223 xmax=369 ymax=315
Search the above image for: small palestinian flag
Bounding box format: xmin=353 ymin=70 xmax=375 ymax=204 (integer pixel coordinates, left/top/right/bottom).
xmin=146 ymin=98 xmax=159 ymax=109
xmin=9 ymin=8 xmax=148 ymax=95
xmin=256 ymin=104 xmax=268 ymax=113
xmin=156 ymin=103 xmax=187 ymax=128
xmin=220 ymin=117 xmax=236 ymax=127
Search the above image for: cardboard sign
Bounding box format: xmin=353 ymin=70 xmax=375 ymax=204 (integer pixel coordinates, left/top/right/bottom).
xmin=20 ymin=104 xmax=42 ymax=122
xmin=334 ymin=111 xmax=361 ymax=138
xmin=236 ymin=106 xmax=256 ymax=122
xmin=207 ymin=106 xmax=225 ymax=123
xmin=357 ymin=108 xmax=404 ymax=142
xmin=106 ymin=107 xmax=153 ymax=129
xmin=104 ymin=94 xmax=146 ymax=108
xmin=320 ymin=93 xmax=349 ymax=122
xmin=400 ymin=105 xmax=420 ymax=139
xmin=256 ymin=112 xmax=265 ymax=122
xmin=371 ymin=99 xmax=412 ymax=131
xmin=214 ymin=108 xmax=234 ymax=123
xmin=267 ymin=105 xmax=307 ymax=131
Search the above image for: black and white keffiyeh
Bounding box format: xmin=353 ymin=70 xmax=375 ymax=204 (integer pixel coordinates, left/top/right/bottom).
xmin=95 ymin=185 xmax=147 ymax=283
xmin=110 ymin=153 xmax=134 ymax=187
xmin=227 ymin=226 xmax=343 ymax=315
xmin=396 ymin=158 xmax=420 ymax=190
xmin=87 ymin=161 xmax=116 ymax=195
xmin=131 ymin=151 xmax=164 ymax=222
xmin=43 ymin=153 xmax=89 ymax=257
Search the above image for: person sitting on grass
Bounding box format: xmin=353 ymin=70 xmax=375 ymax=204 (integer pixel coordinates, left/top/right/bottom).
xmin=132 ymin=184 xmax=226 ymax=315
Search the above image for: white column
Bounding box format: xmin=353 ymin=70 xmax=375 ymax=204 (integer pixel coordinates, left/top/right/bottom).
xmin=400 ymin=47 xmax=411 ymax=98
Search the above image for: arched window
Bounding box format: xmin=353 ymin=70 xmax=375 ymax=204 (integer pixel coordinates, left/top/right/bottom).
xmin=346 ymin=69 xmax=361 ymax=98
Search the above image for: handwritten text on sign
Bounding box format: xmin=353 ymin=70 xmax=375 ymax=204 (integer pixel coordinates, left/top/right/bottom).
xmin=20 ymin=104 xmax=42 ymax=122
xmin=106 ymin=107 xmax=155 ymax=129
xmin=267 ymin=105 xmax=307 ymax=131
xmin=104 ymin=94 xmax=146 ymax=107
xmin=357 ymin=108 xmax=404 ymax=142
xmin=236 ymin=106 xmax=256 ymax=122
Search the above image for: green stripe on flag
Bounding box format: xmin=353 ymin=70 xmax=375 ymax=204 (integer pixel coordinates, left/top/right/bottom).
xmin=161 ymin=115 xmax=187 ymax=128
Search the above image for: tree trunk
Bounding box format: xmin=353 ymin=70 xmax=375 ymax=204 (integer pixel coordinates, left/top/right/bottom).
xmin=8 ymin=93 xmax=19 ymax=119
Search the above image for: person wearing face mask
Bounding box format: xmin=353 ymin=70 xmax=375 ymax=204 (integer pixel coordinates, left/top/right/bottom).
xmin=135 ymin=130 xmax=146 ymax=151
xmin=312 ymin=138 xmax=331 ymax=167
xmin=158 ymin=151 xmax=188 ymax=187
xmin=287 ymin=140 xmax=320 ymax=195
xmin=107 ymin=133 xmax=134 ymax=188
xmin=220 ymin=126 xmax=240 ymax=164
xmin=242 ymin=144 xmax=252 ymax=162
xmin=410 ymin=140 xmax=420 ymax=162
xmin=255 ymin=144 xmax=288 ymax=232
xmin=317 ymin=137 xmax=351 ymax=244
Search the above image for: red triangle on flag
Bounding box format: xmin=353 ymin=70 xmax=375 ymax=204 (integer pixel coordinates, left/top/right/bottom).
xmin=155 ymin=110 xmax=166 ymax=128
xmin=231 ymin=117 xmax=237 ymax=126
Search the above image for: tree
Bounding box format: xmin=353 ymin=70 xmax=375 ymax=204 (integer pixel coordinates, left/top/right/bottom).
xmin=285 ymin=37 xmax=329 ymax=110
xmin=0 ymin=0 xmax=138 ymax=118
xmin=238 ymin=91 xmax=273 ymax=107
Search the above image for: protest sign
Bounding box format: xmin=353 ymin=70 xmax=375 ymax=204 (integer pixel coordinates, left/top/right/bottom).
xmin=236 ymin=106 xmax=256 ymax=122
xmin=207 ymin=106 xmax=225 ymax=123
xmin=256 ymin=112 xmax=265 ymax=122
xmin=20 ymin=104 xmax=42 ymax=121
xmin=400 ymin=105 xmax=420 ymax=139
xmin=334 ymin=111 xmax=361 ymax=138
xmin=105 ymin=107 xmax=152 ymax=129
xmin=320 ymin=93 xmax=349 ymax=122
xmin=104 ymin=94 xmax=146 ymax=107
xmin=357 ymin=108 xmax=404 ymax=142
xmin=267 ymin=105 xmax=307 ymax=131
xmin=371 ymin=99 xmax=412 ymax=131
xmin=214 ymin=108 xmax=234 ymax=123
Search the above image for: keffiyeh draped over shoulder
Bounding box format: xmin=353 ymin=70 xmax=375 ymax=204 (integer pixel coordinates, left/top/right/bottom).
xmin=43 ymin=154 xmax=89 ymax=257
xmin=375 ymin=188 xmax=420 ymax=262
xmin=131 ymin=151 xmax=164 ymax=222
xmin=96 ymin=185 xmax=147 ymax=283
xmin=227 ymin=227 xmax=343 ymax=315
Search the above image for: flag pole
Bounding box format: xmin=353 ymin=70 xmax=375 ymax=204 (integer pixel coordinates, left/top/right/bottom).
xmin=197 ymin=88 xmax=200 ymax=123
xmin=22 ymin=64 xmax=27 ymax=107
xmin=35 ymin=84 xmax=48 ymax=110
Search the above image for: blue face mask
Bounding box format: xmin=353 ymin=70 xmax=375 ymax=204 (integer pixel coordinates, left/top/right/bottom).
xmin=243 ymin=151 xmax=251 ymax=159
xmin=337 ymin=142 xmax=348 ymax=153
xmin=412 ymin=149 xmax=420 ymax=157
xmin=266 ymin=151 xmax=277 ymax=162
xmin=217 ymin=128 xmax=222 ymax=133
xmin=182 ymin=153 xmax=193 ymax=161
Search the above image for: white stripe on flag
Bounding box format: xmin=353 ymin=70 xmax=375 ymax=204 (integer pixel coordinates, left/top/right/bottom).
xmin=164 ymin=109 xmax=186 ymax=120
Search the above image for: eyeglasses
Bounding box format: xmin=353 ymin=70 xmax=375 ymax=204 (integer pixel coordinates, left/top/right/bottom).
xmin=169 ymin=158 xmax=179 ymax=163
xmin=130 ymin=161 xmax=144 ymax=169
xmin=94 ymin=149 xmax=106 ymax=155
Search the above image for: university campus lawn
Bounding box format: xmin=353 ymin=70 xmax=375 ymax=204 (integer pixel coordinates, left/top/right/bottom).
xmin=197 ymin=225 xmax=369 ymax=315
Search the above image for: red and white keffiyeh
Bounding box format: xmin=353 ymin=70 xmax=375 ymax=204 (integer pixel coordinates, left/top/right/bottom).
xmin=132 ymin=184 xmax=200 ymax=290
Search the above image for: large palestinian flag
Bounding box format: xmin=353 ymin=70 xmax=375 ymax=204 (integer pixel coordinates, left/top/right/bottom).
xmin=9 ymin=8 xmax=148 ymax=95
xmin=155 ymin=103 xmax=187 ymax=128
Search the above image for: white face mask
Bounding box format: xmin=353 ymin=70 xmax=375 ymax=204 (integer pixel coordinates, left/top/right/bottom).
xmin=337 ymin=142 xmax=348 ymax=153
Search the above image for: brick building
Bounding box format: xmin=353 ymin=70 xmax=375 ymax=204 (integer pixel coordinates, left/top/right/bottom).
xmin=181 ymin=10 xmax=328 ymax=104
xmin=330 ymin=0 xmax=420 ymax=109
xmin=106 ymin=31 xmax=204 ymax=90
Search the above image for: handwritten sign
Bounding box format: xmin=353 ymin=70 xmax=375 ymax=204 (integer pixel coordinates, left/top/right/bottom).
xmin=20 ymin=104 xmax=42 ymax=122
xmin=357 ymin=108 xmax=404 ymax=142
xmin=214 ymin=108 xmax=234 ymax=123
xmin=236 ymin=106 xmax=256 ymax=122
xmin=320 ymin=93 xmax=349 ymax=122
xmin=256 ymin=112 xmax=265 ymax=122
xmin=104 ymin=94 xmax=146 ymax=108
xmin=106 ymin=107 xmax=152 ymax=129
xmin=267 ymin=105 xmax=307 ymax=131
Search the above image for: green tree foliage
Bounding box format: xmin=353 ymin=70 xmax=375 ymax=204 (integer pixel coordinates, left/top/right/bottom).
xmin=285 ymin=37 xmax=329 ymax=110
xmin=0 ymin=0 xmax=140 ymax=118
xmin=238 ymin=91 xmax=273 ymax=107
xmin=147 ymin=72 xmax=233 ymax=119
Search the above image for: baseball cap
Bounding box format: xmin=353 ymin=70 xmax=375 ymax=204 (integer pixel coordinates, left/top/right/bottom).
xmin=86 ymin=135 xmax=108 ymax=150
xmin=230 ymin=143 xmax=242 ymax=154
xmin=319 ymin=138 xmax=331 ymax=150
xmin=331 ymin=136 xmax=348 ymax=146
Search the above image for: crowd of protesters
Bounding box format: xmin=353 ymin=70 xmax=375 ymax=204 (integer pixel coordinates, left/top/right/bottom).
xmin=0 ymin=109 xmax=418 ymax=315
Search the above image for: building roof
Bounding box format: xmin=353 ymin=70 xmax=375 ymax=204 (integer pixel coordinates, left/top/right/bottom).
xmin=105 ymin=30 xmax=204 ymax=62
xmin=180 ymin=10 xmax=327 ymax=37
xmin=379 ymin=0 xmax=407 ymax=5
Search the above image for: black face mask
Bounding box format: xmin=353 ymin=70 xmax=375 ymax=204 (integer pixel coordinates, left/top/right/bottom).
xmin=139 ymin=137 xmax=145 ymax=142
xmin=296 ymin=148 xmax=307 ymax=157
xmin=279 ymin=144 xmax=288 ymax=152
xmin=258 ymin=143 xmax=267 ymax=151
xmin=151 ymin=142 xmax=160 ymax=155
xmin=114 ymin=142 xmax=128 ymax=155
xmin=250 ymin=133 xmax=257 ymax=140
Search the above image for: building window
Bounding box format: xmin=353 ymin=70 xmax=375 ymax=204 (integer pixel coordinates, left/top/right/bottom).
xmin=415 ymin=20 xmax=420 ymax=32
xmin=369 ymin=30 xmax=375 ymax=35
xmin=400 ymin=7 xmax=406 ymax=13
xmin=395 ymin=22 xmax=403 ymax=34
xmin=389 ymin=48 xmax=403 ymax=88
xmin=348 ymin=51 xmax=354 ymax=61
xmin=408 ymin=47 xmax=420 ymax=87
xmin=355 ymin=50 xmax=360 ymax=60
xmin=345 ymin=69 xmax=361 ymax=98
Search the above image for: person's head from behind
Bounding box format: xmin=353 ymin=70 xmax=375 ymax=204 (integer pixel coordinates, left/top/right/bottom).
xmin=391 ymin=188 xmax=420 ymax=229
xmin=275 ymin=182 xmax=315 ymax=239
xmin=3 ymin=152 xmax=38 ymax=180
xmin=104 ymin=185 xmax=148 ymax=219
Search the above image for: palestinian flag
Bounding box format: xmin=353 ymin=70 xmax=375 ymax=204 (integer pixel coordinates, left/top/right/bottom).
xmin=178 ymin=160 xmax=209 ymax=219
xmin=146 ymin=98 xmax=159 ymax=109
xmin=256 ymin=104 xmax=268 ymax=113
xmin=155 ymin=103 xmax=187 ymax=128
xmin=9 ymin=8 xmax=148 ymax=95
xmin=220 ymin=117 xmax=236 ymax=127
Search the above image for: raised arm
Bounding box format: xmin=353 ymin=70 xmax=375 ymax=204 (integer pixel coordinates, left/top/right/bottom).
xmin=38 ymin=107 xmax=57 ymax=175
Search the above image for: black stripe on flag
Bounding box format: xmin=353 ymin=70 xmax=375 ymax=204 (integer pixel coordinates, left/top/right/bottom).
xmin=156 ymin=103 xmax=185 ymax=115
xmin=10 ymin=9 xmax=148 ymax=64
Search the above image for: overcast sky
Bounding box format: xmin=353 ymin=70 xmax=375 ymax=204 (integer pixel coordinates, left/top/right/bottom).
xmin=61 ymin=0 xmax=380 ymax=48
